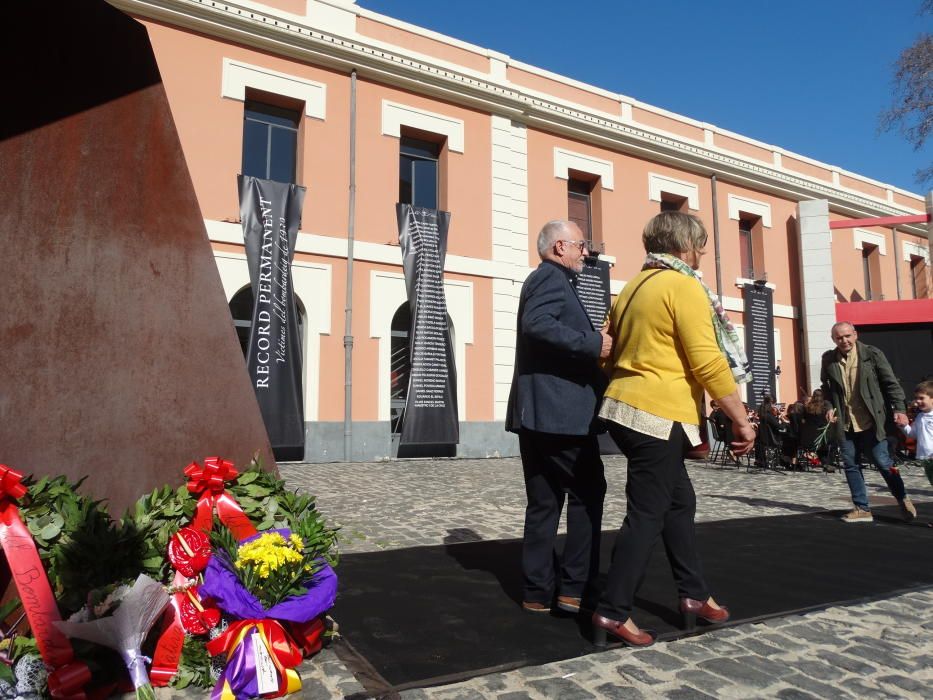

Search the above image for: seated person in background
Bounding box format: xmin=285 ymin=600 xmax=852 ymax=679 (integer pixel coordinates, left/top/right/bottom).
xmin=754 ymin=395 xmax=784 ymax=467
xmin=799 ymin=389 xmax=834 ymax=471
xmin=781 ymin=402 xmax=803 ymax=469
xmin=710 ymin=399 xmax=737 ymax=462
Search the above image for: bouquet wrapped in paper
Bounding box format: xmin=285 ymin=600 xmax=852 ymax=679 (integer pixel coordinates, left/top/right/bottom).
xmin=55 ymin=574 xmax=170 ymax=700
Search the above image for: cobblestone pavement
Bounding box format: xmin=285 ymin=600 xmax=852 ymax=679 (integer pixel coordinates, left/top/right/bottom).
xmin=389 ymin=589 xmax=933 ymax=700
xmin=273 ymin=457 xmax=933 ymax=699
xmin=280 ymin=457 xmax=933 ymax=553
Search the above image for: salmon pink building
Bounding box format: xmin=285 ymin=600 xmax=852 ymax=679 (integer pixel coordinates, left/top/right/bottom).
xmin=108 ymin=0 xmax=932 ymax=461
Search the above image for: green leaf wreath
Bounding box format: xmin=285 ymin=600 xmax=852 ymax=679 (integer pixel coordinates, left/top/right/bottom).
xmin=6 ymin=454 xmax=338 ymax=692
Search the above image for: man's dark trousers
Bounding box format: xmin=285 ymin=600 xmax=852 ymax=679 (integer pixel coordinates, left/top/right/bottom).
xmin=520 ymin=430 xmax=606 ymax=605
xmin=506 ymin=259 xmax=608 ymax=606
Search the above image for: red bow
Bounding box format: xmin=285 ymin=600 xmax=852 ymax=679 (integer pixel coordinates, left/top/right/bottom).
xmin=0 ymin=465 xmax=27 ymax=502
xmin=206 ymin=619 xmax=303 ymax=668
xmin=185 ymin=457 xmax=238 ymax=495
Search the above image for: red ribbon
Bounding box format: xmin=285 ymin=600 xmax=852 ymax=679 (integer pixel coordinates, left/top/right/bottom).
xmin=149 ymin=572 xmax=187 ymax=687
xmin=207 ymin=619 xmax=303 ymax=698
xmin=285 ymin=618 xmax=325 ymax=658
xmin=206 ymin=619 xmax=303 ymax=668
xmin=0 ymin=465 xmax=90 ymax=699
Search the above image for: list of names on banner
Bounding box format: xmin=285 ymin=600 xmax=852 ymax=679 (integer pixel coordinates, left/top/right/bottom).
xmin=410 ymin=216 xmax=450 ymax=409
xmin=575 ymin=259 xmax=611 ymax=329
xmin=743 ymin=284 xmax=776 ymax=403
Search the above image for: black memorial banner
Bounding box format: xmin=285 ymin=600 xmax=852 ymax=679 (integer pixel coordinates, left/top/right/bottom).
xmin=742 ymin=283 xmax=776 ymax=406
xmin=396 ymin=204 xmax=459 ymax=446
xmin=239 ymin=175 xmax=306 ymax=460
xmin=575 ymin=257 xmax=611 ymax=329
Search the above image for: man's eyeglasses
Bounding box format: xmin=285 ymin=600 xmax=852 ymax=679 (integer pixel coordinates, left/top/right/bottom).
xmin=559 ymin=239 xmax=586 ymax=251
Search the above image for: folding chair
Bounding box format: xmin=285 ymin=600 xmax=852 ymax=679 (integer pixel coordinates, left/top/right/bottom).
xmin=705 ymin=417 xmax=738 ymax=468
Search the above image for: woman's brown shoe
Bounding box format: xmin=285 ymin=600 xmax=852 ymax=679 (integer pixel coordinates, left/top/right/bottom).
xmin=591 ymin=613 xmax=655 ymax=648
xmin=680 ymin=597 xmax=730 ymax=631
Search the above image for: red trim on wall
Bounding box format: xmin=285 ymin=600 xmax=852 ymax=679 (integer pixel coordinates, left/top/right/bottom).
xmin=836 ymin=299 xmax=933 ymax=326
xmin=829 ymin=214 xmax=930 ymax=229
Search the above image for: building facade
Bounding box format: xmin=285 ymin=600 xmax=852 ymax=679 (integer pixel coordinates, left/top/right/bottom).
xmin=109 ymin=0 xmax=932 ymax=461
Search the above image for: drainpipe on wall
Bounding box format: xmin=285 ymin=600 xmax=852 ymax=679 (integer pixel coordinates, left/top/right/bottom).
xmin=892 ymin=226 xmax=902 ymax=300
xmin=711 ymin=173 xmax=723 ymax=297
xmin=343 ymin=69 xmax=357 ymax=462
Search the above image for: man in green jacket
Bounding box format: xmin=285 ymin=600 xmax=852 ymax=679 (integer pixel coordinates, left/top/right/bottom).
xmin=820 ymin=322 xmax=916 ymax=523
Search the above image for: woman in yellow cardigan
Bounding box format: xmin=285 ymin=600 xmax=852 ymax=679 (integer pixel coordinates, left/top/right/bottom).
xmin=591 ymin=212 xmax=756 ymax=648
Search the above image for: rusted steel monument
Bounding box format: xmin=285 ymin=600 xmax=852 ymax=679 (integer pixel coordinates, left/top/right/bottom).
xmin=0 ymin=1 xmax=275 ymax=513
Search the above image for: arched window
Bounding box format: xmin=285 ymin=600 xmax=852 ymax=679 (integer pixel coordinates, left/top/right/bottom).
xmin=389 ymin=301 xmax=456 ymax=457
xmin=228 ymin=286 xmax=305 ymax=360
xmin=389 ymin=302 xmax=411 ymax=436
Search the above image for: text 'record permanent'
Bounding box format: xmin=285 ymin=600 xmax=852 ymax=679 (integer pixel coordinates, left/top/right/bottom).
xmin=396 ymin=204 xmax=459 ymax=445
xmin=239 ymin=175 xmax=306 ymax=460
xmin=742 ymin=283 xmax=776 ymax=405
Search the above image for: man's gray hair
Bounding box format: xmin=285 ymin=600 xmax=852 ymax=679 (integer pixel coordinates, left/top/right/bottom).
xmin=537 ymin=220 xmax=573 ymax=258
xmin=831 ymin=321 xmax=855 ymax=336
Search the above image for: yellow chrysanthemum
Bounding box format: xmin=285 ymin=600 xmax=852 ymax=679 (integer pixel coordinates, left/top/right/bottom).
xmin=235 ymin=532 xmax=303 ymax=578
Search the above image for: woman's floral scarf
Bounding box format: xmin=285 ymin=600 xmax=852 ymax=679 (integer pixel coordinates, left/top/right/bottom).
xmin=644 ymin=252 xmax=752 ymax=385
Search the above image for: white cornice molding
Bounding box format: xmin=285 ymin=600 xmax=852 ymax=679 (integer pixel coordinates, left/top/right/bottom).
xmin=728 ymin=194 xmax=772 ymax=229
xmin=853 ymin=228 xmax=887 ymax=255
xmin=381 ymin=100 xmax=465 ymax=152
xmin=206 ymin=221 xmax=803 ymax=319
xmin=222 ymin=57 xmax=326 ymax=118
xmin=721 ymin=295 xmax=796 ymax=319
xmin=903 ymin=239 xmax=930 ymax=263
xmin=553 ymin=148 xmax=614 ymax=190
xmin=205 ymin=219 xmax=507 ymax=278
xmin=648 ymin=173 xmax=700 ymax=211
xmin=110 ymin=0 xmax=926 ymax=234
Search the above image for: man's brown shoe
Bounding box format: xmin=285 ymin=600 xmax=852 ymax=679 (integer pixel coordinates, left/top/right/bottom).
xmin=898 ymin=498 xmax=917 ymax=522
xmin=556 ymin=596 xmax=584 ymax=614
xmin=841 ymin=508 xmax=873 ymax=523
xmin=522 ymin=601 xmax=551 ymax=613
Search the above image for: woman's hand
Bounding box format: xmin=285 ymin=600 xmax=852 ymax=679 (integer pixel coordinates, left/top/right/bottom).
xmin=730 ymin=422 xmax=756 ymax=456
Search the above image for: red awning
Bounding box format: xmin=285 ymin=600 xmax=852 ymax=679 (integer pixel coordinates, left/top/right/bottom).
xmin=836 ymin=299 xmax=933 ymax=326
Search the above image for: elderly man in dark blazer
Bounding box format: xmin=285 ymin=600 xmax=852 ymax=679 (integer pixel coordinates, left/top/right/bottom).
xmin=820 ymin=321 xmax=915 ymax=523
xmin=506 ymin=220 xmax=612 ymax=614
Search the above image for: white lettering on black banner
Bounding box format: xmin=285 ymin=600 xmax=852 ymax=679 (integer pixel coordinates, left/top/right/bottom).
xmin=239 ymin=175 xmax=306 ymax=460
xmin=742 ymin=283 xmax=776 ymax=405
xmin=397 ymin=204 xmax=459 ymax=445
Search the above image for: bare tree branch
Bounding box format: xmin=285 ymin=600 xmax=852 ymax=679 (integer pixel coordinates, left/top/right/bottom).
xmin=879 ymin=2 xmax=933 ymax=186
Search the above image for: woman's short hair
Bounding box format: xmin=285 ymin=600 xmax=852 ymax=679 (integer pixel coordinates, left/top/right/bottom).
xmin=642 ymin=211 xmax=708 ymax=255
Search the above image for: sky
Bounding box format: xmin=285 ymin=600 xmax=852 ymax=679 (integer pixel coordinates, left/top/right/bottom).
xmin=357 ymin=0 xmax=932 ymax=195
